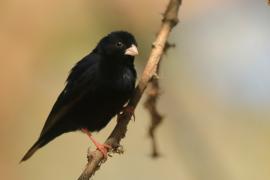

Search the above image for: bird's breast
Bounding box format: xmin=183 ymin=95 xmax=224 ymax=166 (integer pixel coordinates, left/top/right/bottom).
xmin=99 ymin=66 xmax=136 ymax=94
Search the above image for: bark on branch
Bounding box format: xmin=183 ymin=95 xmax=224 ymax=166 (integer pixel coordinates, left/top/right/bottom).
xmin=78 ymin=0 xmax=182 ymax=179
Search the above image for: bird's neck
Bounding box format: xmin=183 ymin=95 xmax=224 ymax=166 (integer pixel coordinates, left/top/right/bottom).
xmin=99 ymin=55 xmax=135 ymax=79
xmin=100 ymin=54 xmax=134 ymax=69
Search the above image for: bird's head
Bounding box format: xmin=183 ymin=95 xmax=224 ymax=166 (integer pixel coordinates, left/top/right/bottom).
xmin=95 ymin=31 xmax=139 ymax=60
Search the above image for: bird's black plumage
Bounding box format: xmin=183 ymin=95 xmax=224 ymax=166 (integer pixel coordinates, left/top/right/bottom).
xmin=21 ymin=31 xmax=138 ymax=162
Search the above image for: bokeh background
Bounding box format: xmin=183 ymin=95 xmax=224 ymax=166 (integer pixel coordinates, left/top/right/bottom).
xmin=1 ymin=0 xmax=270 ymax=179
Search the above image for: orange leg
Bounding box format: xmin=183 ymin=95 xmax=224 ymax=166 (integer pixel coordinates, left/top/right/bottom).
xmin=81 ymin=128 xmax=111 ymax=158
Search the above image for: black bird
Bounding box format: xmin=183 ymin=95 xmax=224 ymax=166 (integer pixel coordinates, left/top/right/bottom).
xmin=21 ymin=31 xmax=138 ymax=162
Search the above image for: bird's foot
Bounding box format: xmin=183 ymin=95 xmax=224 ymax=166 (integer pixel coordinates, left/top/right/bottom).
xmin=95 ymin=143 xmax=112 ymax=159
xmin=81 ymin=128 xmax=111 ymax=158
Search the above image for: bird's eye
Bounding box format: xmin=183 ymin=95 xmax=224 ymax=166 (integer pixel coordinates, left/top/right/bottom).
xmin=116 ymin=42 xmax=123 ymax=48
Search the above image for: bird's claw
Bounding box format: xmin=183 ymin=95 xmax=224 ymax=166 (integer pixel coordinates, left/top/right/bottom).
xmin=95 ymin=143 xmax=112 ymax=159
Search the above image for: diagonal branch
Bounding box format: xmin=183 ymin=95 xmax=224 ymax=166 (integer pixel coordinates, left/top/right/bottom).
xmin=78 ymin=0 xmax=182 ymax=179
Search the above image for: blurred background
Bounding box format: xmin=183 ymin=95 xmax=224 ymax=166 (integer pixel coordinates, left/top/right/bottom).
xmin=1 ymin=0 xmax=270 ymax=179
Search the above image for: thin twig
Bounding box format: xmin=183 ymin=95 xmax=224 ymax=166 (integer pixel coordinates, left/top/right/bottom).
xmin=144 ymin=75 xmax=164 ymax=158
xmin=78 ymin=0 xmax=182 ymax=179
xmin=144 ymin=41 xmax=175 ymax=158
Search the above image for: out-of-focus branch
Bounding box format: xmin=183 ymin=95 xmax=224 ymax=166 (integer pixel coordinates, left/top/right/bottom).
xmin=78 ymin=0 xmax=182 ymax=179
xmin=144 ymin=74 xmax=164 ymax=158
xmin=144 ymin=42 xmax=175 ymax=158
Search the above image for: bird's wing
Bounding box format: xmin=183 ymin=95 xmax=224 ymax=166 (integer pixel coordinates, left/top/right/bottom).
xmin=39 ymin=54 xmax=100 ymax=137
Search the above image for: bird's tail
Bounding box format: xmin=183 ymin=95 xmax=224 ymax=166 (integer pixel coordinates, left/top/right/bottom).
xmin=20 ymin=125 xmax=68 ymax=163
xmin=20 ymin=138 xmax=44 ymax=162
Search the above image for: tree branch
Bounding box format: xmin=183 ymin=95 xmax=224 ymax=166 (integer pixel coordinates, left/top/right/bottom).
xmin=144 ymin=41 xmax=175 ymax=158
xmin=78 ymin=0 xmax=182 ymax=179
xmin=144 ymin=74 xmax=164 ymax=158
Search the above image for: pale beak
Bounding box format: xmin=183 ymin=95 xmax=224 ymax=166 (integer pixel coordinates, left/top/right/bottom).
xmin=125 ymin=44 xmax=139 ymax=56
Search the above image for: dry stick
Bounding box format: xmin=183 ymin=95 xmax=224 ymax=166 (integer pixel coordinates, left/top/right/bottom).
xmin=144 ymin=42 xmax=175 ymax=158
xmin=78 ymin=0 xmax=182 ymax=179
xmin=144 ymin=74 xmax=164 ymax=158
xmin=144 ymin=60 xmax=163 ymax=158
